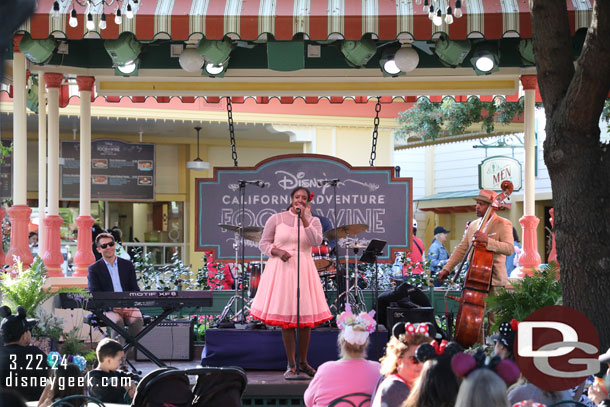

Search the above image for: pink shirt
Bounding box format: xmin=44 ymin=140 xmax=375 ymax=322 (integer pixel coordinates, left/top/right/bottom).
xmin=304 ymin=358 xmax=381 ymax=407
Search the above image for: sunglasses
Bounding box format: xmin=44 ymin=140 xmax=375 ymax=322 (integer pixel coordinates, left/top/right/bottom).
xmin=99 ymin=241 xmax=115 ymax=249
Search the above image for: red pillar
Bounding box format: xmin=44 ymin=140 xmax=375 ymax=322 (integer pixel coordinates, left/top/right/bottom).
xmin=41 ymin=73 xmax=65 ymax=277
xmin=6 ymin=205 xmax=34 ymax=269
xmin=72 ymin=76 xmax=96 ymax=277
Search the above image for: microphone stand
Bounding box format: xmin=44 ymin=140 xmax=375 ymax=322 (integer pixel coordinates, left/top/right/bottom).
xmin=286 ymin=207 xmax=309 ymax=380
xmin=239 ymin=181 xmax=247 ymax=324
xmin=328 ymin=179 xmax=344 ymax=312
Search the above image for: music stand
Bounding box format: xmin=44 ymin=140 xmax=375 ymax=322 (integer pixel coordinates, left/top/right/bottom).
xmin=359 ymin=239 xmax=387 ymax=321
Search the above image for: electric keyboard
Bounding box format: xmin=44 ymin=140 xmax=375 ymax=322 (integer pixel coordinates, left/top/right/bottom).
xmin=60 ymin=291 xmax=213 ymax=310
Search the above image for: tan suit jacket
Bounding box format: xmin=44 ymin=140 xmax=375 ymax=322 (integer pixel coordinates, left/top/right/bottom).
xmin=443 ymin=213 xmax=514 ymax=287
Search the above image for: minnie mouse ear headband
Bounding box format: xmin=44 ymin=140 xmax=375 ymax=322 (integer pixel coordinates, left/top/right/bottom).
xmin=415 ymin=341 xmax=463 ymax=363
xmin=392 ymin=321 xmax=435 ymax=339
xmin=451 ymin=349 xmax=520 ymax=385
xmin=337 ymin=304 xmax=376 ymax=345
xmin=491 ymin=319 xmax=519 ymax=349
xmin=0 ymin=305 xmax=38 ymax=340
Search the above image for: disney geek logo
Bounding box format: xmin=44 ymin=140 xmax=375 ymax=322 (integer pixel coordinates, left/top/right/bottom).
xmin=514 ymin=305 xmax=600 ymax=391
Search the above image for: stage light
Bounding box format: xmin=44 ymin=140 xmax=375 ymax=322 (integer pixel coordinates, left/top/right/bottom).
xmin=434 ymin=34 xmax=471 ymax=67
xmin=518 ymin=39 xmax=535 ymax=66
xmin=105 ymin=32 xmax=141 ymax=67
xmin=471 ymin=42 xmax=500 ymax=75
xmin=117 ymin=61 xmax=137 ymax=74
xmin=179 ymin=47 xmax=205 ymax=72
xmin=197 ymin=37 xmax=233 ymax=65
xmin=340 ymin=37 xmax=377 ymax=67
xmin=203 ymin=62 xmax=228 ymax=77
xmin=379 ymin=48 xmax=401 ymax=76
xmin=394 ymin=44 xmax=419 ymax=72
xmin=19 ymin=33 xmax=57 ymax=64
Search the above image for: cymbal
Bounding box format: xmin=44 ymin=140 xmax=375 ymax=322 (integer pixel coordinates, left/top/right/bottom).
xmin=324 ymin=224 xmax=368 ymax=240
xmin=218 ymin=224 xmax=264 ymax=242
xmin=344 ymin=243 xmax=368 ymax=249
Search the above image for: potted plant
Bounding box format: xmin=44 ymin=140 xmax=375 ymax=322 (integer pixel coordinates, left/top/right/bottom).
xmin=0 ymin=257 xmax=86 ymax=316
xmin=31 ymin=308 xmax=64 ymax=354
xmin=485 ymin=262 xmax=562 ymax=332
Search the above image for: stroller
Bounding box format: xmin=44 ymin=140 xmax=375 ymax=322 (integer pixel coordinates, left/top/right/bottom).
xmin=131 ymin=366 xmax=247 ymax=407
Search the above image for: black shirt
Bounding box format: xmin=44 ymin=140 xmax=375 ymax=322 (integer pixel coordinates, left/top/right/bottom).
xmin=86 ymin=369 xmax=139 ymax=404
xmin=0 ymin=344 xmax=49 ymax=401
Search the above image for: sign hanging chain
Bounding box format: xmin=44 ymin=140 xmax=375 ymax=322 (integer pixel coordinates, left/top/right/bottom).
xmin=227 ymin=97 xmax=238 ymax=167
xmin=369 ymin=98 xmax=382 ymax=166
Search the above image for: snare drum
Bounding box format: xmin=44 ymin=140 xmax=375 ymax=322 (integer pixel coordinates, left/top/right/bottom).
xmin=312 ymin=243 xmax=332 ymax=271
xmin=247 ymin=261 xmax=265 ymax=298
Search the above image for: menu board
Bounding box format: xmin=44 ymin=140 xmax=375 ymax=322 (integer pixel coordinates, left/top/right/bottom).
xmin=61 ymin=140 xmax=155 ymax=201
xmin=0 ymin=140 xmax=12 ymax=199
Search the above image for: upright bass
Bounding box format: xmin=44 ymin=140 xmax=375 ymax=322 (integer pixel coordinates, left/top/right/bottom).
xmin=447 ymin=180 xmax=513 ymax=348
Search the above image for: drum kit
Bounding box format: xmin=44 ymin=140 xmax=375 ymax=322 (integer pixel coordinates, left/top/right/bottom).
xmin=215 ymin=221 xmax=373 ymax=323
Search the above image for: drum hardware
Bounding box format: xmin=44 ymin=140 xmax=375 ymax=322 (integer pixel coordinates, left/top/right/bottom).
xmin=312 ymin=240 xmax=333 ymax=271
xmin=337 ymin=238 xmax=367 ymax=313
xmin=218 ymin=224 xmax=264 ymax=243
xmin=323 ymin=224 xmax=369 ymax=241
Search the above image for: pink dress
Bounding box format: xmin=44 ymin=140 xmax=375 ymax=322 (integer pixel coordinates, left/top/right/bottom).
xmin=250 ymin=211 xmax=333 ymax=328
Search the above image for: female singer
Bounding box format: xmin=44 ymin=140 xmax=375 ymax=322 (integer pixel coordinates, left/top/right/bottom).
xmin=250 ymin=186 xmax=333 ymax=379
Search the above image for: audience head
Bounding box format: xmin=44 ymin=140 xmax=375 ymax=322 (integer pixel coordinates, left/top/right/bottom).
xmin=403 ymin=341 xmax=463 ymax=407
xmin=96 ymin=338 xmax=124 ymax=369
xmin=454 ymin=368 xmax=510 ymax=407
xmin=492 ymin=319 xmax=518 ymax=360
xmin=28 ymin=232 xmax=38 ymax=245
xmin=380 ymin=322 xmax=434 ymax=387
xmin=336 ymin=305 xmax=376 ymax=359
xmin=452 ymin=349 xmax=520 ymax=407
xmin=0 ymin=305 xmax=37 ymax=345
xmin=51 ymin=363 xmax=85 ymax=405
xmin=433 ymin=226 xmax=450 ymax=242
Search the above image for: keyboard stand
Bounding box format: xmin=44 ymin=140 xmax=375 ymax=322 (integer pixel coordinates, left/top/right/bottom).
xmin=88 ymin=306 xmax=178 ymax=368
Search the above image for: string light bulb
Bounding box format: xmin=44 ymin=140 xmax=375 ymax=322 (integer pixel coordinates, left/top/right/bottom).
xmin=69 ymin=8 xmax=78 ymax=27
xmin=455 ymin=0 xmax=463 ymax=18
xmin=86 ymin=12 xmax=95 ymax=30
xmin=126 ymin=4 xmax=133 ymax=19
xmin=114 ymin=8 xmax=122 ymax=24
xmin=423 ymin=0 xmax=429 ymax=12
xmin=433 ymin=8 xmax=443 ymax=26
xmin=428 ymin=4 xmax=435 ymax=20
xmin=52 ymin=1 xmax=60 ymax=19
xmin=445 ymin=6 xmax=454 ymax=24
xmin=99 ymin=13 xmax=107 ymax=30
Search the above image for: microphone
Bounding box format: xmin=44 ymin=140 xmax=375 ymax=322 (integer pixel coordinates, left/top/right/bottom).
xmin=296 ymin=208 xmax=301 ymax=214
xmin=317 ymin=178 xmax=340 ymax=187
xmin=239 ymin=180 xmax=265 ymax=188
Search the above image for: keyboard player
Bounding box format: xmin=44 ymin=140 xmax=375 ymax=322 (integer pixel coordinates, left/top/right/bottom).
xmin=87 ymin=233 xmax=143 ymax=360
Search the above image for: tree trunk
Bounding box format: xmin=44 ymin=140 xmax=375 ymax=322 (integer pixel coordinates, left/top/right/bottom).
xmin=531 ymin=0 xmax=610 ymax=352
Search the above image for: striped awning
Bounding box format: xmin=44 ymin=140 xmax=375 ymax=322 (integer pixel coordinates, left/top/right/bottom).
xmin=21 ymin=0 xmax=592 ymax=41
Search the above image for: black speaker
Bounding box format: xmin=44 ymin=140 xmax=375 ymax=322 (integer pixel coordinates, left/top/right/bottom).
xmin=135 ymin=320 xmax=193 ymax=361
xmin=387 ymin=307 xmax=437 ymax=337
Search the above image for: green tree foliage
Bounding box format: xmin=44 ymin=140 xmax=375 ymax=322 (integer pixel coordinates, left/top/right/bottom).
xmin=395 ymin=97 xmax=524 ymax=142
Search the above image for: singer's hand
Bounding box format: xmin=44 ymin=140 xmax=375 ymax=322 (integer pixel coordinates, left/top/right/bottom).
xmin=271 ymin=248 xmax=292 ymax=262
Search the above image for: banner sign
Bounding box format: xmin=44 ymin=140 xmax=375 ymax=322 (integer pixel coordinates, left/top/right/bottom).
xmin=196 ymin=154 xmax=412 ymax=261
xmin=0 ymin=140 xmax=12 ymax=199
xmin=479 ymin=155 xmax=522 ymax=192
xmin=61 ymin=140 xmax=155 ymax=201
